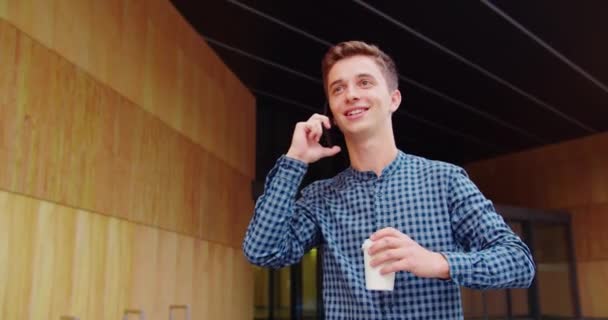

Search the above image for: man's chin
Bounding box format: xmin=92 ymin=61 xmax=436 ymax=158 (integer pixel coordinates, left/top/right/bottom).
xmin=341 ymin=125 xmax=374 ymax=141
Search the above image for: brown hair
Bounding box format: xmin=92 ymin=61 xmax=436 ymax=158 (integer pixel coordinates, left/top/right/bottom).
xmin=321 ymin=41 xmax=399 ymax=95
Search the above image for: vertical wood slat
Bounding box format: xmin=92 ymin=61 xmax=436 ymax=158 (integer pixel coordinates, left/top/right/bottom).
xmin=577 ymin=261 xmax=608 ymax=317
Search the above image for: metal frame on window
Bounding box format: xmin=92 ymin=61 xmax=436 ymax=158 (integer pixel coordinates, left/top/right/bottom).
xmin=498 ymin=204 xmax=582 ymax=319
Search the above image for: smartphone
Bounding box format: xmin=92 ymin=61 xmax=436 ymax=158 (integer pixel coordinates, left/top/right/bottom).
xmin=321 ymin=101 xmax=334 ymax=147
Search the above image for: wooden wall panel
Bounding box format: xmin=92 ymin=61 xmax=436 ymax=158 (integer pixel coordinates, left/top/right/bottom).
xmin=485 ymin=290 xmax=508 ymax=317
xmin=578 ymin=261 xmax=608 ymax=317
xmin=0 ymin=193 xmax=9 ymax=318
xmin=0 ymin=19 xmax=253 ymax=247
xmin=0 ymin=0 xmax=256 ymax=178
xmin=191 ymin=239 xmax=210 ymax=319
xmin=537 ymin=264 xmax=575 ymax=317
xmin=465 ymin=132 xmax=608 ymax=317
xmin=0 ymin=0 xmax=256 ymax=318
xmin=128 ymin=224 xmax=159 ymax=318
xmin=571 ymin=203 xmax=608 ymax=262
xmin=461 ymin=288 xmax=484 ymax=318
xmin=0 ymin=190 xmax=253 ymax=320
xmin=467 ymin=132 xmax=608 ymax=210
xmin=127 ymin=214 xmax=253 ymax=320
xmin=1 ymin=193 xmax=36 ymax=320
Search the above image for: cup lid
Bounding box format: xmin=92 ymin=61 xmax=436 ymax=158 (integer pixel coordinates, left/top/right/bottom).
xmin=361 ymin=239 xmax=373 ymax=250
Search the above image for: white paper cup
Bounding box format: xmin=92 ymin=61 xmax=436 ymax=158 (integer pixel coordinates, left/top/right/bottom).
xmin=362 ymin=239 xmax=395 ymax=291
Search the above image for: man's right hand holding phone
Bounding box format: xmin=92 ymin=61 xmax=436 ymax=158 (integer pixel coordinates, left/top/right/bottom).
xmin=286 ymin=113 xmax=341 ymax=164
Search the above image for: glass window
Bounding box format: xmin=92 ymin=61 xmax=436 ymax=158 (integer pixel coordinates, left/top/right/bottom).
xmin=533 ymin=223 xmax=575 ymax=318
xmin=253 ymin=266 xmax=270 ymax=320
xmin=302 ymin=248 xmax=318 ymax=320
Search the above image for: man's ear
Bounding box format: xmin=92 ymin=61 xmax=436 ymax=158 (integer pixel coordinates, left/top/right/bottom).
xmin=390 ymin=89 xmax=402 ymax=113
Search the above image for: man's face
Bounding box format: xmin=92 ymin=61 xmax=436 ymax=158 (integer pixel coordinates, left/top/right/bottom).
xmin=326 ymin=55 xmax=401 ymax=138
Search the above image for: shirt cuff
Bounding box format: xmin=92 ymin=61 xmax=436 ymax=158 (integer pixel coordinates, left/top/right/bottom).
xmin=440 ymin=251 xmax=475 ymax=286
xmin=273 ymin=155 xmax=308 ymax=182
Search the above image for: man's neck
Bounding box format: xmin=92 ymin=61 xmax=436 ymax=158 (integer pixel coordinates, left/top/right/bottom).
xmin=345 ymin=130 xmax=398 ymax=177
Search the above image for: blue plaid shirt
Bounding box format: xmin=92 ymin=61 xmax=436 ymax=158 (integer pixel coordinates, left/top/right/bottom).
xmin=244 ymin=151 xmax=535 ymax=319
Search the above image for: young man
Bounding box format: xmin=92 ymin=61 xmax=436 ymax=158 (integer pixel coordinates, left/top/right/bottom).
xmin=244 ymin=41 xmax=535 ymax=319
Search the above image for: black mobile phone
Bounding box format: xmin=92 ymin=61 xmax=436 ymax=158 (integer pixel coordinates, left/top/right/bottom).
xmin=321 ymin=101 xmax=334 ymax=147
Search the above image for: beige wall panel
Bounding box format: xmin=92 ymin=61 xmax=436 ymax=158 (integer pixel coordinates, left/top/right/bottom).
xmin=29 ymin=203 xmax=61 ymax=320
xmin=154 ymin=230 xmax=179 ymax=319
xmin=0 ymin=0 xmax=54 ymax=48
xmin=0 ymin=190 xmax=253 ymax=320
xmin=47 ymin=205 xmax=77 ymax=319
xmin=128 ymin=223 xmax=159 ymax=317
xmin=113 ymin=0 xmax=148 ymax=106
xmin=578 ymin=261 xmax=608 ymax=317
xmin=537 ymin=264 xmax=575 ymax=317
xmin=2 ymin=195 xmax=36 ymax=320
xmin=461 ymin=288 xmax=484 ymax=318
xmin=0 ymin=19 xmax=252 ymax=247
xmin=1 ymin=0 xmax=256 ymax=318
xmin=88 ymin=0 xmax=124 ymax=89
xmin=206 ymin=243 xmax=224 ymax=318
xmin=175 ymin=234 xmax=195 ymax=312
xmin=484 ymin=289 xmax=507 ymax=316
xmin=0 ymin=192 xmax=9 ymax=317
xmin=102 ymin=218 xmax=134 ymax=320
xmin=232 ymin=253 xmax=255 ymax=319
xmin=571 ymin=204 xmax=608 ymax=262
xmin=511 ymin=288 xmax=529 ymax=316
xmin=0 ymin=12 xmax=16 ymax=166
xmin=467 ymin=132 xmax=608 ymax=210
xmin=1 ymin=0 xmax=256 ymax=178
xmin=70 ymin=212 xmax=104 ymax=319
xmin=192 ymin=240 xmax=210 ymax=318
xmin=53 ymin=0 xmax=93 ymax=69
xmin=590 ymin=150 xmax=608 ymax=203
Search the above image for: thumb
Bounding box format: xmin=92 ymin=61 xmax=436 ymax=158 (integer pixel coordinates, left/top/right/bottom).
xmin=321 ymin=145 xmax=341 ymax=158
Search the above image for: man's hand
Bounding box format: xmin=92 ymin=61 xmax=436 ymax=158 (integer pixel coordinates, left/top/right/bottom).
xmin=286 ymin=113 xmax=341 ymax=164
xmin=368 ymin=227 xmax=450 ymax=279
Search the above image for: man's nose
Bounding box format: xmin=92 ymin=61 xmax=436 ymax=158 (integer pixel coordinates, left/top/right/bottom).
xmin=345 ymin=85 xmax=360 ymax=102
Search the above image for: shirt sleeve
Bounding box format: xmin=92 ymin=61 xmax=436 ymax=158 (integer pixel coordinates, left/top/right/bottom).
xmin=441 ymin=167 xmax=536 ymax=289
xmin=242 ymin=155 xmax=324 ymax=269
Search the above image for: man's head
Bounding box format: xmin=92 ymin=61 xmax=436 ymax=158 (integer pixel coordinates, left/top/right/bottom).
xmin=322 ymin=41 xmax=399 ymax=94
xmin=321 ymin=41 xmax=401 ymax=139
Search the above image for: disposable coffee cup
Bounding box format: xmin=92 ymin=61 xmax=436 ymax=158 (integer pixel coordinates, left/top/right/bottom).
xmin=361 ymin=239 xmax=395 ymax=291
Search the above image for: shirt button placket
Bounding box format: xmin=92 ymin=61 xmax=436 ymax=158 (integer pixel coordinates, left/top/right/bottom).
xmin=371 ymin=179 xmax=381 ymax=230
xmin=375 ymin=178 xmax=384 ymax=230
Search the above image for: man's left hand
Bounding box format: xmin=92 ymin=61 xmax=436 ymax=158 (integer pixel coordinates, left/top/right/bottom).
xmin=368 ymin=227 xmax=450 ymax=279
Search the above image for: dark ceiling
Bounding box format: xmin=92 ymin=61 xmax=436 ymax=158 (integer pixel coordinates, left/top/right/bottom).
xmin=170 ymin=0 xmax=608 ymax=181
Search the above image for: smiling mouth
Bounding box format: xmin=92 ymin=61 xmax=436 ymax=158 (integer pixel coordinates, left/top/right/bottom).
xmin=344 ymin=107 xmax=370 ymax=119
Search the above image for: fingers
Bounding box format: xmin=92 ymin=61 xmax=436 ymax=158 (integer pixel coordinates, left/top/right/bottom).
xmin=370 ymin=248 xmax=404 ymax=267
xmin=297 ymin=114 xmax=332 ymax=143
xmin=370 ymin=227 xmax=406 ymax=241
xmin=302 ymin=114 xmax=327 ymax=142
xmin=304 ymin=121 xmax=323 ymax=142
xmin=309 ymin=113 xmax=332 ymax=129
xmin=370 ymin=248 xmax=413 ymax=275
xmin=368 ymin=236 xmax=401 ymax=255
xmin=380 ymin=259 xmax=408 ymax=275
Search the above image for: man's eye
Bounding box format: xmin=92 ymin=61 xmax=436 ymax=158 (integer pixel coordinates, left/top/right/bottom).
xmin=360 ymin=80 xmax=372 ymax=87
xmin=333 ymin=86 xmax=344 ymax=94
